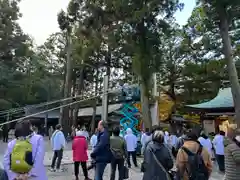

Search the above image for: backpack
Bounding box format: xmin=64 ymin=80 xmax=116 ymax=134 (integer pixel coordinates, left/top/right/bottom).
xmin=181 ymin=145 xmax=209 ymax=180
xmin=10 ymin=138 xmax=34 ymax=173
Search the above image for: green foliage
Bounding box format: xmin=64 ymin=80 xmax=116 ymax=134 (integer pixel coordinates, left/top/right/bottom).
xmin=0 ymin=0 xmax=62 ymax=110
xmin=2 ymin=0 xmax=240 ymax=127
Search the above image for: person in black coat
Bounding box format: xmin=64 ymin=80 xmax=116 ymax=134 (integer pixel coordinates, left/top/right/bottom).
xmin=143 ymin=130 xmax=173 ymax=180
xmin=90 ymin=120 xmax=112 ymax=180
xmin=2 ymin=124 xmax=8 ymax=143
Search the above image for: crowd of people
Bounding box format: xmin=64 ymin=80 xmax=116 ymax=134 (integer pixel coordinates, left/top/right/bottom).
xmin=0 ymin=120 xmax=240 ymax=180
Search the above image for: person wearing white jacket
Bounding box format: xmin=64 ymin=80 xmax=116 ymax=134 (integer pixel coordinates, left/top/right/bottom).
xmin=212 ymin=131 xmax=225 ymax=172
xmin=169 ymin=133 xmax=178 ymax=148
xmin=90 ymin=129 xmax=98 ymax=150
xmin=124 ymin=128 xmax=138 ymax=168
xmin=141 ymin=128 xmax=152 ymax=153
xmin=50 ymin=124 xmax=66 ymax=172
xmin=164 ymin=131 xmax=170 ymax=145
xmin=198 ymin=133 xmax=213 ymax=156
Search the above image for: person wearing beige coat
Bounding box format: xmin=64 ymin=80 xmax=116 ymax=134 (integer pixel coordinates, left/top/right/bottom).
xmin=176 ymin=130 xmax=212 ymax=180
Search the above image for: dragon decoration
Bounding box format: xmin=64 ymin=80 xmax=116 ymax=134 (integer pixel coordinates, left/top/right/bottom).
xmin=119 ymin=103 xmax=140 ymax=136
xmin=119 ymin=86 xmax=175 ymax=136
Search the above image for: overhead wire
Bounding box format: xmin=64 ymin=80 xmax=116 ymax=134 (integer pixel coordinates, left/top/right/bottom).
xmin=0 ymin=86 xmax=123 ymax=126
xmin=0 ymin=96 xmax=78 ymax=116
xmin=0 ymin=83 xmax=125 ymax=116
xmin=0 ymin=108 xmax=23 ymax=115
xmin=0 ymin=92 xmax=91 ymax=117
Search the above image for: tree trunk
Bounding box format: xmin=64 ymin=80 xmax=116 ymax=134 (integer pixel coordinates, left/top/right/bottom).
xmin=73 ymin=66 xmax=84 ymax=126
xmin=60 ymin=34 xmax=72 ymax=135
xmin=140 ymin=82 xmax=152 ymax=130
xmin=69 ymin=71 xmax=76 ymax=128
xmin=90 ymin=100 xmax=97 ymax=134
xmin=90 ymin=67 xmax=99 ymax=134
xmin=218 ymin=6 xmax=240 ymax=127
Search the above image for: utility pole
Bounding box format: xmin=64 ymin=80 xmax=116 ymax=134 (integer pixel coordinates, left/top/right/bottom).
xmin=6 ymin=112 xmax=10 ymax=129
xmin=152 ymin=73 xmax=159 ymax=126
xmin=45 ymin=86 xmax=50 ymax=137
xmin=45 ymin=56 xmax=53 ymax=136
xmin=44 ymin=111 xmax=48 ymax=136
xmin=102 ymin=75 xmax=109 ymax=124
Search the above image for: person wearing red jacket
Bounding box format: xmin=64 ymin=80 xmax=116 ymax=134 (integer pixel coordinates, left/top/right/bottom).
xmin=72 ymin=130 xmax=92 ymax=180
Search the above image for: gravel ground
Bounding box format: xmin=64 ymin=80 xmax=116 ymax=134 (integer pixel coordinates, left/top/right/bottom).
xmin=47 ymin=161 xmax=224 ymax=180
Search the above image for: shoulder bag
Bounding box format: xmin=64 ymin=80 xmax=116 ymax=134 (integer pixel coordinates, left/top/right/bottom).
xmin=150 ymin=149 xmax=174 ymax=180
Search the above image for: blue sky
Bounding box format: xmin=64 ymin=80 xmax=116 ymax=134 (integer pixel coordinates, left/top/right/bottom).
xmin=18 ymin=0 xmax=195 ymax=45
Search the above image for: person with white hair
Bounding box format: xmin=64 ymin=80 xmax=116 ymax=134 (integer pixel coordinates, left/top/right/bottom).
xmin=142 ymin=130 xmax=173 ymax=180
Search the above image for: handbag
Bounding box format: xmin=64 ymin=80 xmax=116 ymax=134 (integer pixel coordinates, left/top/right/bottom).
xmin=150 ymin=149 xmax=174 ymax=180
xmin=123 ymin=161 xmax=129 ymax=179
xmin=140 ymin=161 xmax=147 ymax=172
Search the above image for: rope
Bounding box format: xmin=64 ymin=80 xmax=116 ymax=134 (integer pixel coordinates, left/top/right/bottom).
xmin=0 ymin=85 xmax=119 ymax=116
xmin=0 ymin=94 xmax=84 ymax=116
xmin=0 ymin=87 xmax=122 ymax=126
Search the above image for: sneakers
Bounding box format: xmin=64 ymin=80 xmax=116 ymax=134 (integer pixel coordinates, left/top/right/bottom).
xmin=56 ymin=169 xmax=64 ymax=173
xmin=49 ymin=168 xmax=55 ymax=172
xmin=49 ymin=168 xmax=64 ymax=173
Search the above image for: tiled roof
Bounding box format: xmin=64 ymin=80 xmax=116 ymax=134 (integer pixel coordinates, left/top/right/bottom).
xmin=186 ymin=88 xmax=233 ymax=109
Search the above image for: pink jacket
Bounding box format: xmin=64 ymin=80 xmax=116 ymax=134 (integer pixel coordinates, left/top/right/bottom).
xmin=72 ymin=136 xmax=88 ymax=162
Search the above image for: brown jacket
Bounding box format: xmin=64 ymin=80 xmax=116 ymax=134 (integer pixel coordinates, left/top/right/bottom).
xmin=176 ymin=141 xmax=212 ymax=180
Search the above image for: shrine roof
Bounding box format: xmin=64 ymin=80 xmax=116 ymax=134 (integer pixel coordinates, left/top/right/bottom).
xmin=185 ymin=88 xmax=233 ymax=109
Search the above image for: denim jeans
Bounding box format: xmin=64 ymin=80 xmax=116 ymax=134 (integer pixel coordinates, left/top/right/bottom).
xmin=95 ymin=162 xmax=107 ymax=180
xmin=216 ymin=154 xmax=225 ymax=172
xmin=51 ymin=149 xmax=63 ymax=169
xmin=127 ymin=151 xmax=137 ymax=167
